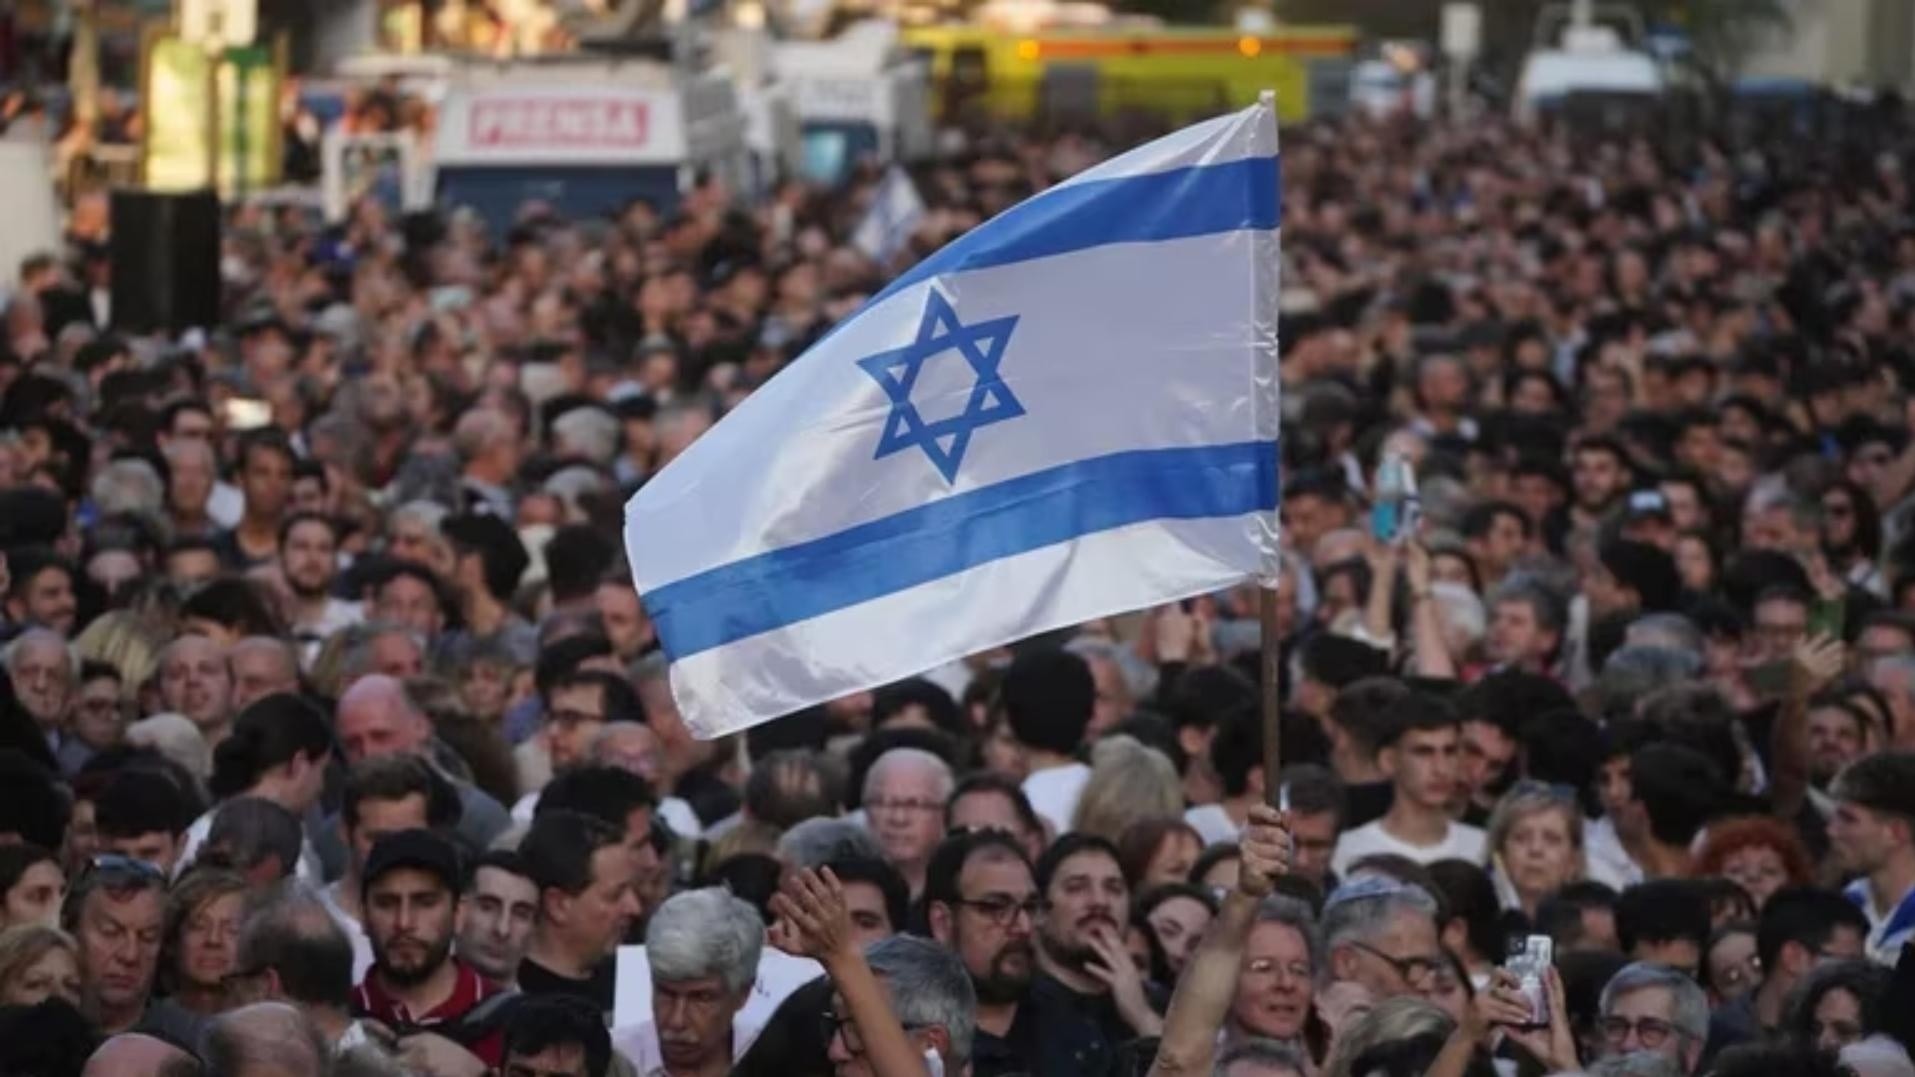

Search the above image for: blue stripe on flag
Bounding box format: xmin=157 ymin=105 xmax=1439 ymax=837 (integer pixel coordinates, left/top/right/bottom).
xmin=646 ymin=440 xmax=1279 ymax=660
xmin=874 ymin=155 xmax=1279 ymax=304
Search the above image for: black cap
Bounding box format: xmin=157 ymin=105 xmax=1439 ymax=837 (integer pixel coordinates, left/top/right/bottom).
xmin=362 ymin=829 xmax=462 ymax=900
xmin=441 ymin=513 xmax=531 ymax=603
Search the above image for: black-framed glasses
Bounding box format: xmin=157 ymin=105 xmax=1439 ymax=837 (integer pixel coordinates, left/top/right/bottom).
xmin=951 ymin=895 xmax=1044 ymax=926
xmin=1347 ymin=941 xmax=1441 ymax=986
xmin=821 ymin=1009 xmax=925 ymax=1054
xmin=1601 ymin=1016 xmax=1685 ymax=1049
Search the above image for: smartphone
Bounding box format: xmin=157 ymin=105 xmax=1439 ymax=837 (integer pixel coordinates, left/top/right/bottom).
xmin=1747 ymin=659 xmax=1793 ymax=699
xmin=1505 ymin=935 xmax=1553 ymax=1027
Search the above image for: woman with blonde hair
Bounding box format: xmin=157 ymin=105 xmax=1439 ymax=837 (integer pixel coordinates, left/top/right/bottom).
xmin=156 ymin=868 xmax=249 ymax=1016
xmin=1071 ymin=735 xmax=1183 ymax=845
xmin=1486 ymin=782 xmax=1586 ymax=919
xmin=0 ymin=923 xmax=81 ymax=1007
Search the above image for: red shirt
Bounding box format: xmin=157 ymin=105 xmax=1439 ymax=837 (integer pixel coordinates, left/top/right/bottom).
xmin=352 ymin=959 xmax=506 ymax=1066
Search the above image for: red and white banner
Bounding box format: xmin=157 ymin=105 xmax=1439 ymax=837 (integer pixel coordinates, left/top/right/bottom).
xmin=437 ymin=86 xmax=685 ymax=166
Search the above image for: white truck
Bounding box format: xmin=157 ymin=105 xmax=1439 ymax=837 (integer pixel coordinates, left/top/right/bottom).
xmin=770 ymin=19 xmax=931 ymax=185
xmin=431 ymin=54 xmax=752 ymax=226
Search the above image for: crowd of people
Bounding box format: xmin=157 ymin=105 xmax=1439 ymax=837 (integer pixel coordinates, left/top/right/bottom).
xmin=0 ymin=87 xmax=1912 ymax=1077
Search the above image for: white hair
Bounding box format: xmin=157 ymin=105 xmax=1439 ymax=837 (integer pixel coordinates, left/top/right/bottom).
xmin=645 ymin=887 xmax=764 ymax=993
xmin=862 ymin=747 xmax=955 ymax=806
xmin=5 ymin=628 xmax=79 ymax=680
xmin=868 ymin=936 xmax=977 ymax=1067
xmin=127 ymin=712 xmax=213 ymax=783
xmin=90 ymin=458 xmax=166 ymax=519
xmin=1600 ymin=962 xmax=1710 ymax=1045
xmin=552 ymin=408 xmax=621 ymax=466
xmin=777 ymin=817 xmax=885 ymax=869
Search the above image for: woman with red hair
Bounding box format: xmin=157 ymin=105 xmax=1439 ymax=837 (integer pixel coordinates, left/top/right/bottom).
xmin=1694 ymin=816 xmax=1815 ymax=911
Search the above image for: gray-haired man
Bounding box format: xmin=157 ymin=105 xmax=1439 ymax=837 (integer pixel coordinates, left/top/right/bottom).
xmin=1598 ymin=962 xmax=1710 ymax=1075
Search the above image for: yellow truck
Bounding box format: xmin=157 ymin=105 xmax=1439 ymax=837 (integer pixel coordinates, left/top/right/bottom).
xmin=900 ymin=22 xmax=1357 ymax=125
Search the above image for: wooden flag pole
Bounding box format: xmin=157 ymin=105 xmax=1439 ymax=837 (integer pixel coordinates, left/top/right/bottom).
xmin=1257 ymin=88 xmax=1283 ymax=811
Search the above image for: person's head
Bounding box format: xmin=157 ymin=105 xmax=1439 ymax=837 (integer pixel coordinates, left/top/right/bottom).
xmin=61 ymin=854 xmax=166 ymax=1020
xmin=277 ymin=513 xmax=341 ymax=601
xmin=1829 ymin=751 xmax=1915 ymax=878
xmin=1573 ymin=436 xmax=1633 ymax=513
xmin=1033 ymin=833 xmax=1128 ymax=974
xmin=158 ymin=634 xmax=232 ymax=736
xmin=1376 ymin=693 xmax=1461 ymax=812
xmin=544 ymin=669 xmax=643 ymax=774
xmin=1628 ymin=744 xmax=1727 ymax=852
xmin=228 ymin=885 xmax=352 ymax=1012
xmin=441 ymin=512 xmax=531 ymax=605
xmin=1215 ymin=1039 xmax=1309 ymax=1077
xmin=776 ymin=818 xmax=885 ymax=873
xmin=501 ymin=994 xmax=613 ymax=1077
xmin=196 ymin=797 xmax=306 ymax=885
xmin=1071 ymin=735 xmax=1182 ymax=844
xmin=1001 ymin=649 xmax=1095 ymax=757
xmin=1487 ymin=782 xmax=1585 ymax=907
xmin=1754 ymin=887 xmax=1869 ymax=1000
xmin=1133 ymin=882 xmax=1215 ymax=980
xmin=0 ymin=845 xmax=64 ymax=930
xmin=162 ymin=868 xmax=247 ymax=1000
xmin=6 ymin=629 xmax=74 ymax=732
xmin=1599 ymin=962 xmax=1710 ymax=1074
xmin=1115 ymin=818 xmax=1204 ymax=893
xmin=456 ymin=849 xmax=540 ymax=984
xmin=829 ymin=935 xmax=976 ymax=1077
xmin=521 ymin=810 xmax=641 ymax=964
xmin=204 ymin=1000 xmax=328 ymax=1077
xmin=1806 ymin=695 xmax=1874 ymax=786
xmin=1783 ymin=959 xmax=1892 ymax=1056
xmin=79 ymin=1031 xmax=201 ymax=1077
xmin=335 ymin=674 xmax=434 ymax=764
xmin=371 ymin=563 xmax=447 ymax=641
xmin=1615 ymin=880 xmax=1709 ymax=979
xmin=1693 ymin=817 xmax=1814 ymax=911
xmin=535 ymin=765 xmax=661 ymax=914
xmin=1751 ymin=586 xmax=1813 ymax=664
xmin=0 ymin=924 xmax=80 ymax=1007
xmin=362 ymin=829 xmax=462 ymax=989
xmin=1281 ymin=472 xmax=1354 ymax=559
xmin=94 ymin=771 xmax=191 ymax=875
xmin=5 ymin=551 xmax=77 ymax=637
xmin=944 ymin=772 xmax=1045 ymax=860
xmin=645 ymin=887 xmax=762 ymax=1073
xmin=925 ymin=829 xmax=1039 ymax=1004
xmin=209 ymin=693 xmax=333 ymax=814
xmin=234 ymin=431 xmax=295 ymax=524
xmin=1485 ymin=580 xmax=1566 ymax=668
xmin=1537 ymin=881 xmax=1621 ymax=954
xmin=820 ymin=857 xmax=907 ymax=949
xmin=1703 ymin=922 xmax=1760 ymax=1004
xmin=1232 ymin=895 xmax=1319 ymax=1042
xmin=227 ymin=637 xmax=300 ymax=713
xmin=339 ymin=754 xmax=461 ymax=882
xmin=594 ymin=577 xmax=653 ymax=663
xmin=1320 ymin=878 xmax=1443 ymax=1002
xmin=862 ymin=748 xmax=955 ymax=880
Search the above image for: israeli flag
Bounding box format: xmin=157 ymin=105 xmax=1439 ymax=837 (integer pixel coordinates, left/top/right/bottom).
xmin=851 ymin=165 xmax=927 ymax=264
xmin=626 ymin=97 xmax=1282 ymax=738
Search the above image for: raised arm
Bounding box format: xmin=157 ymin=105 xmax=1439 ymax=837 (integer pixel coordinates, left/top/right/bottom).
xmin=1148 ymin=805 xmax=1292 ymax=1077
xmin=771 ymin=867 xmax=930 ymax=1077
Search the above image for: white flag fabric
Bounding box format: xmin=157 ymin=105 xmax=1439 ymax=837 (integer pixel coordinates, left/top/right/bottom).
xmin=851 ymin=165 xmax=927 ymax=264
xmin=626 ymin=98 xmax=1282 ymax=739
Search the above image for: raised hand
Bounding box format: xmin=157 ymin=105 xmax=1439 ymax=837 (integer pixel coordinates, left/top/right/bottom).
xmin=769 ymin=867 xmax=856 ymax=967
xmin=1238 ymin=805 xmax=1291 ymax=898
xmin=1082 ymin=924 xmax=1163 ymax=1037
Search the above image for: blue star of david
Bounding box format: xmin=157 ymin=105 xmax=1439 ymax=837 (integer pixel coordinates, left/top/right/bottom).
xmin=857 ymin=289 xmax=1025 ymax=483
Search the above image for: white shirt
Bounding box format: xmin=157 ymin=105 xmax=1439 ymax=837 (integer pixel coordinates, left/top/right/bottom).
xmin=1583 ymin=816 xmax=1646 ymax=893
xmin=1022 ymin=762 xmax=1091 ymax=835
xmin=318 ymin=882 xmax=376 ymax=983
xmin=510 ymin=789 xmax=703 ymax=840
xmin=207 ymin=481 xmax=245 ymax=530
xmin=292 ymin=598 xmax=363 ymax=668
xmin=1184 ymin=803 xmax=1240 ymax=847
xmin=1331 ymin=818 xmax=1486 ymax=877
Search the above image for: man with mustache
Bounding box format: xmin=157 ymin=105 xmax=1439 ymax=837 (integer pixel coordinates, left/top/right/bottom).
xmin=1011 ymin=833 xmax=1160 ymax=1076
xmin=352 ymin=829 xmax=506 ymax=1066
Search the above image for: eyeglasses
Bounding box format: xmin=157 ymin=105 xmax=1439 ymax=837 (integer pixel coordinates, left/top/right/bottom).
xmin=1602 ymin=1016 xmax=1687 ymax=1049
xmin=548 ymin=708 xmax=606 ymax=728
xmin=951 ymin=895 xmax=1044 ymax=926
xmin=821 ymin=1009 xmax=925 ymax=1054
xmin=866 ymin=798 xmax=942 ymax=817
xmin=1346 ymin=941 xmax=1441 ymax=986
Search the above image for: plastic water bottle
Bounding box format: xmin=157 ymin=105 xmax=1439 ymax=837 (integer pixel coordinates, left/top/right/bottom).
xmin=1373 ymin=452 xmax=1408 ymax=543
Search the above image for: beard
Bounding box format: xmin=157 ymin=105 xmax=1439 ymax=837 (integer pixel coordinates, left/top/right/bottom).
xmin=1038 ymin=916 xmax=1112 ymax=973
xmin=287 ymin=573 xmax=331 ymax=600
xmin=375 ymin=934 xmax=454 ymax=987
xmin=972 ymin=940 xmax=1035 ymax=1004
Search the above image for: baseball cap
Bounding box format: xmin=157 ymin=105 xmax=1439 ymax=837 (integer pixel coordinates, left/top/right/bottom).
xmin=362 ymin=829 xmax=463 ymax=900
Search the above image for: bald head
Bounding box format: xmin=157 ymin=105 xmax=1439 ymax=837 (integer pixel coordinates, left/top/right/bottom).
xmin=335 ymin=674 xmax=430 ymax=765
xmin=205 ymin=1002 xmax=328 ymax=1077
xmin=83 ymin=1033 xmax=202 ymax=1077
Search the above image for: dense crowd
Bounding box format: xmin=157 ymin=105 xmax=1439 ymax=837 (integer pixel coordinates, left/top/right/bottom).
xmin=0 ymin=93 xmax=1912 ymax=1077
